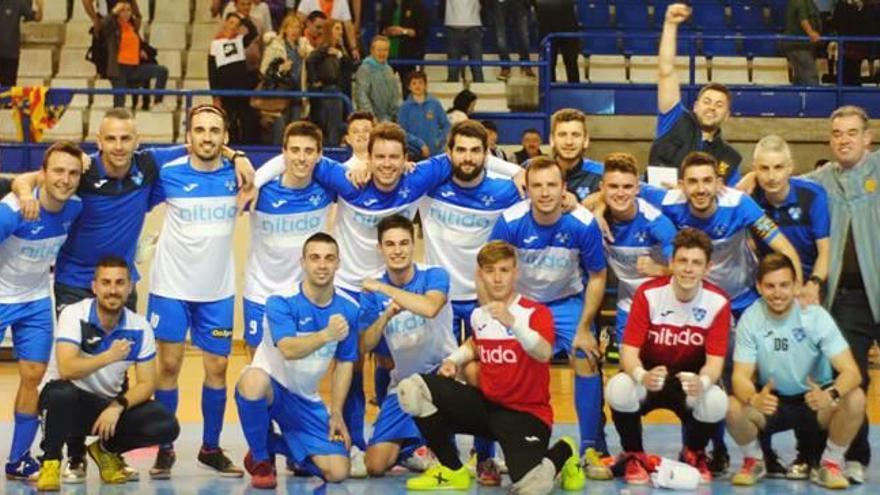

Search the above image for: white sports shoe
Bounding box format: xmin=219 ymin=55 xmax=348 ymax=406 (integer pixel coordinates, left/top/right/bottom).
xmin=62 ymin=458 xmax=87 ymax=484
xmin=402 ymin=446 xmax=436 ymax=472
xmin=845 ymin=461 xmax=866 ymax=484
xmin=349 ymin=446 xmax=367 ymax=478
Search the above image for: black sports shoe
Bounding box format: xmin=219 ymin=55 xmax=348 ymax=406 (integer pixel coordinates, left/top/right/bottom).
xmin=149 ymin=448 xmax=175 ymax=480
xmin=708 ymin=449 xmax=730 ymax=477
xmin=764 ymin=452 xmax=787 ymax=479
xmin=198 ymin=447 xmax=244 ymax=477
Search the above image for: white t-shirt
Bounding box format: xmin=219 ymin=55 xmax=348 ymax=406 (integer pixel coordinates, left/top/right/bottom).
xmin=445 ymin=0 xmax=481 ymax=27
xmin=297 ymin=0 xmax=352 ymax=21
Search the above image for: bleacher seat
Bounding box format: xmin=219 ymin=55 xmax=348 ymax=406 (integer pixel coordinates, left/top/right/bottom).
xmin=583 ymin=32 xmax=619 ymax=55
xmin=615 ymin=2 xmax=651 ymax=29
xmin=752 ymin=57 xmax=790 ymax=85
xmin=0 ymin=110 xmax=17 ymax=141
xmin=17 ymin=48 xmax=53 ymax=80
xmin=622 ymin=32 xmax=657 ymax=55
xmin=477 ymin=97 xmax=508 ymax=112
xmin=194 ymin=0 xmax=217 ymax=23
xmin=57 ymin=48 xmax=96 ymax=79
xmin=91 ymin=79 xmax=116 ymax=109
xmin=157 ymin=50 xmax=182 ymax=80
xmin=730 ymin=3 xmax=766 ymax=30
xmin=180 ymin=79 xmax=213 ymax=107
xmin=148 ymin=23 xmax=187 ymax=50
xmin=701 ymin=36 xmax=739 ymax=57
xmin=43 ymin=109 xmax=85 ymax=141
xmin=743 ymin=37 xmax=780 ymax=57
xmin=469 ymin=82 xmax=506 ymax=98
xmin=190 ymin=23 xmax=218 ymax=51
xmin=152 ymin=0 xmax=191 ymax=23
xmin=21 ymin=22 xmax=64 ymax=45
xmin=184 ymin=51 xmax=209 ymax=80
xmin=135 ymin=111 xmax=175 ymax=142
xmin=42 ymin=0 xmax=68 ymax=22
xmin=16 ymin=77 xmax=46 ymax=87
xmin=70 ymin=0 xmax=90 ymax=21
xmin=678 ymin=55 xmax=710 ymax=84
xmin=766 ymin=0 xmax=787 ymax=30
xmin=587 ymin=55 xmax=627 ymax=82
xmin=710 ymin=56 xmax=749 ymax=84
xmin=86 ymin=110 xmax=103 ymax=141
xmin=578 ymin=1 xmax=611 ymax=29
xmin=629 ymin=55 xmax=707 ymax=84
xmin=49 ymin=78 xmax=91 ymax=108
xmin=690 ymin=1 xmax=728 ymax=30
xmin=64 ymin=22 xmax=94 ymax=48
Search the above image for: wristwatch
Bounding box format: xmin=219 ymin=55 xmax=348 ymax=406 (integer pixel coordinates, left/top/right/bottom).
xmin=827 ymin=387 xmax=841 ymax=407
xmin=114 ymin=394 xmax=129 ymax=411
xmin=231 ymin=151 xmax=246 ymax=161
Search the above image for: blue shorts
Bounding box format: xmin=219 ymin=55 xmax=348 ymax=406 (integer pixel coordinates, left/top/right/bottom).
xmin=368 ymin=392 xmax=423 ymax=449
xmin=270 ymin=378 xmax=348 ymax=466
xmin=147 ymin=294 xmax=235 ymax=356
xmin=342 ymin=286 xmax=390 ymax=358
xmin=0 ymin=298 xmax=53 ymax=363
xmin=242 ymin=298 xmax=266 ymax=348
xmin=615 ymin=307 xmax=629 ymax=344
xmin=547 ymin=293 xmax=587 ymax=354
xmin=452 ymin=300 xmax=477 ymax=343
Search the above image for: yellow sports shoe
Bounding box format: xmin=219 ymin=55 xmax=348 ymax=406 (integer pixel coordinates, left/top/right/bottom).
xmin=36 ymin=459 xmax=61 ymax=491
xmin=87 ymin=440 xmax=128 ymax=484
xmin=584 ymin=447 xmax=613 ymax=480
xmin=560 ymin=436 xmax=586 ymax=491
xmin=406 ymin=464 xmax=471 ymax=491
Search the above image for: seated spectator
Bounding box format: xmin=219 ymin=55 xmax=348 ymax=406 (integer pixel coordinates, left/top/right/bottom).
xmin=354 ymin=36 xmax=401 ymax=123
xmin=0 ymin=0 xmax=43 ymax=88
xmin=261 ymin=13 xmax=309 ymax=145
xmin=784 ymin=0 xmax=821 ymax=85
xmin=514 ymin=128 xmax=544 ymax=164
xmin=343 ymin=111 xmax=375 ymax=169
xmin=303 ymin=9 xmax=327 ymax=49
xmin=380 ymin=0 xmax=429 ymax=99
xmin=101 ymin=1 xmax=170 ymax=110
xmin=481 ymin=120 xmax=512 ymax=162
xmin=446 ymin=89 xmax=477 ymax=126
xmin=444 ymin=0 xmax=484 ymax=82
xmin=83 ymin=0 xmax=142 ymax=34
xmin=209 ymin=12 xmax=261 ymax=143
xmin=398 ymin=71 xmax=450 ymax=157
xmin=297 ymin=1 xmax=360 ymax=60
xmin=306 ymin=19 xmax=354 ymax=146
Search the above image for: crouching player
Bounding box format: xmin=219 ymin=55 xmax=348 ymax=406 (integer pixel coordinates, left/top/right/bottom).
xmin=36 ymin=257 xmax=179 ymax=490
xmin=606 ymin=228 xmax=730 ymax=484
xmin=234 ymin=233 xmax=358 ymax=489
xmin=727 ymin=253 xmax=865 ymax=489
xmin=398 ymin=240 xmax=584 ymax=493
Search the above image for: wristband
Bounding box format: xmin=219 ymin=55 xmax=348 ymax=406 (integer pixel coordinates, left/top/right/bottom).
xmin=699 ymin=374 xmax=712 ymax=392
xmin=510 ymin=318 xmax=542 ymax=352
xmin=447 ymin=346 xmax=474 ymax=367
xmin=632 ymin=366 xmax=647 ymax=384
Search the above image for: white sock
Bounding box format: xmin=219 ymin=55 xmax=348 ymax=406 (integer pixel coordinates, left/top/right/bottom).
xmin=740 ymin=439 xmax=763 ymax=460
xmin=821 ymin=440 xmax=847 ymax=465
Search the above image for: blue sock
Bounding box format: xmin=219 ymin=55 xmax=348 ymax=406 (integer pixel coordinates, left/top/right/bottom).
xmin=575 ymin=374 xmax=603 ymax=455
xmin=374 ymin=366 xmax=391 ymax=404
xmin=9 ymin=412 xmax=39 ymax=462
xmin=234 ymin=390 xmax=270 ymax=461
xmin=201 ymin=385 xmax=227 ymax=450
xmin=154 ymin=388 xmax=178 ymax=449
xmin=474 ymin=437 xmax=496 ymax=462
xmin=268 ymin=431 xmax=293 ymax=459
xmin=343 ymin=371 xmax=366 ymax=451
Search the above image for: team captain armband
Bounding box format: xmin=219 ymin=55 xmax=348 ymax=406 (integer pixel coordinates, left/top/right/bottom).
xmin=750 ymin=214 xmax=778 ymax=241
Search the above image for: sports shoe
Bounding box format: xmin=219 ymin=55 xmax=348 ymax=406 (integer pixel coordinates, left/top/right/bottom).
xmin=5 ymin=453 xmax=40 ymax=480
xmin=36 ymin=459 xmax=61 ymax=491
xmin=465 ymin=451 xmax=477 ymax=478
xmin=812 ymin=460 xmax=850 ymax=489
xmin=707 ymin=448 xmax=729 ymax=477
xmin=349 ymin=446 xmax=367 ymax=478
xmin=680 ymin=447 xmax=712 ymax=484
xmin=559 ymin=437 xmax=586 ymax=491
xmin=623 ymin=452 xmax=651 ymax=485
xmin=406 ymin=464 xmax=471 ymax=491
xmin=476 ymin=458 xmax=501 ymax=487
xmin=845 ymin=460 xmax=865 ymax=485
xmin=149 ymin=448 xmax=176 ymax=480
xmin=86 ymin=440 xmax=128 ymax=484
xmin=584 ymin=447 xmax=613 ymax=480
xmin=62 ymin=457 xmax=87 ymax=484
xmin=764 ymin=452 xmax=786 ymax=479
xmin=401 ymin=446 xmax=435 ymax=472
xmin=198 ymin=447 xmax=244 ymax=477
xmin=496 ymin=68 xmax=511 ymax=81
xmin=244 ymin=450 xmax=277 ymax=489
xmin=731 ymin=457 xmax=766 ymax=486
xmin=786 ymin=455 xmax=811 ymax=480
xmin=122 ymin=463 xmax=139 ymax=482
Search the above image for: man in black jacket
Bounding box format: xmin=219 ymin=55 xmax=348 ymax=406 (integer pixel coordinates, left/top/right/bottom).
xmin=380 ymin=0 xmax=429 ymax=99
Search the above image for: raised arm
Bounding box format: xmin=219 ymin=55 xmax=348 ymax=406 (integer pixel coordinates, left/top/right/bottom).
xmin=657 ymin=3 xmax=691 ymax=114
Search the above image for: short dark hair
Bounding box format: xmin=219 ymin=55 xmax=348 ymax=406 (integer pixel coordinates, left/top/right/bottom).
xmin=480 ymin=120 xmax=498 ymax=133
xmin=347 ymin=111 xmax=375 ymax=125
xmin=680 ymin=151 xmax=718 ymax=178
xmin=306 ymin=10 xmax=327 ymax=22
xmin=550 ymin=108 xmax=589 ymax=135
xmin=95 ymin=256 xmax=131 ymax=279
xmin=407 ymin=70 xmax=427 ymax=86
xmin=447 ymin=120 xmax=488 ymax=151
xmin=697 ymin=82 xmax=732 ymax=105
xmin=672 ymin=228 xmax=713 ymax=260
xmin=757 ymin=252 xmax=797 ymax=283
xmin=187 ymin=104 xmax=228 ymax=131
xmin=377 ymin=214 xmax=414 ymax=242
xmin=603 ymin=152 xmax=639 ymax=177
xmin=521 ymin=128 xmax=541 ymax=138
xmin=283 ymin=120 xmax=323 ymax=151
xmin=302 ymin=232 xmax=338 ymax=255
xmin=103 ymin=108 xmax=134 ymax=121
xmin=224 ymin=12 xmax=240 ymax=21
xmin=368 ymin=122 xmax=407 ymax=155
xmin=41 ymin=141 xmax=85 ymax=171
xmin=524 ymin=156 xmax=563 ymax=184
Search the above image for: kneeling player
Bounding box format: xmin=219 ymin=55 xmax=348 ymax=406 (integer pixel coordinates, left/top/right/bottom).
xmin=726 ymin=253 xmax=865 ymax=489
xmin=399 ymin=240 xmax=584 ymax=493
xmin=36 ymin=258 xmax=179 ymax=490
xmin=235 ymin=233 xmax=358 ymax=489
xmin=606 ymin=228 xmax=730 ymax=484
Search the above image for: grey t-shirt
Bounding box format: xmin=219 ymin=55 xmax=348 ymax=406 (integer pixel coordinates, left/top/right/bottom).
xmin=0 ymin=0 xmax=37 ymax=59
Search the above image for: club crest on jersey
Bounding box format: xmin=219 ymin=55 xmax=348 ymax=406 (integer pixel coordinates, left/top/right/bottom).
xmin=309 ymin=194 xmax=323 ymax=206
xmin=480 ymin=195 xmax=496 ymax=207
xmin=788 ymin=206 xmax=802 ymax=221
xmin=712 ymin=225 xmax=726 ymax=237
xmin=398 ymin=187 xmax=412 ymax=199
xmin=792 ymin=327 xmax=806 ymax=343
xmin=634 ymin=230 xmax=648 ymax=244
xmin=692 ymin=307 xmax=707 ymax=322
xmin=554 ymin=232 xmax=570 ymax=244
xmin=225 ymin=180 xmax=237 ymax=192
xmin=131 ymin=170 xmax=143 ymax=186
xmin=576 ymin=186 xmax=590 ymax=200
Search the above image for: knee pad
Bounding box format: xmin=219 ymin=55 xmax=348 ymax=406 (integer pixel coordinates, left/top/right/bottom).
xmin=510 ymin=458 xmax=555 ymax=495
xmin=605 ymin=373 xmax=644 ymax=413
xmin=691 ymin=385 xmax=728 ymax=423
xmin=397 ymin=375 xmax=438 ymax=418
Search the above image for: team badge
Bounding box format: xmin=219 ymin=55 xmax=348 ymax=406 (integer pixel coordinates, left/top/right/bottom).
xmin=225 ymin=180 xmax=237 ymax=192
xmin=426 ymin=111 xmax=434 ymax=120
xmin=480 ymin=195 xmax=495 ymax=207
xmin=131 ymin=170 xmax=143 ymax=186
xmin=865 ymin=178 xmax=877 ymax=193
xmin=792 ymin=326 xmax=806 ymax=343
xmin=717 ymin=161 xmax=730 ymax=178
xmin=554 ymin=232 xmax=570 ymax=244
xmin=634 ymin=230 xmax=648 ymax=244
xmin=309 ymin=193 xmax=323 ymax=206
xmin=576 ymin=186 xmax=590 ymax=200
xmin=398 ymin=186 xmax=411 ymax=199
xmin=787 ymin=206 xmax=802 ymax=221
xmin=692 ymin=307 xmax=707 ymax=322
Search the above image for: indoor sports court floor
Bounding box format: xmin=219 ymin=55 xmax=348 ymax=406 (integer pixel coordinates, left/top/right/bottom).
xmin=0 ymin=352 xmax=879 ymax=493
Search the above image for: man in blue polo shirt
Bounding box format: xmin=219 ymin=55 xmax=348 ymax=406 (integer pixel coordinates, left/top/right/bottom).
xmin=548 ymin=109 xmax=605 ymax=202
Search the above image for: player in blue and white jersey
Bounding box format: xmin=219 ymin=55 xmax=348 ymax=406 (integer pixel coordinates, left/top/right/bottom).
xmin=243 ymin=121 xmax=336 ymax=356
xmin=0 ymin=142 xmax=84 ymax=481
xmin=490 ymin=157 xmax=608 ymax=461
xmin=359 ymin=215 xmax=457 ymax=477
xmin=235 ymin=233 xmax=359 ymax=489
xmin=751 ymin=135 xmax=830 ymax=307
xmin=147 ymin=105 xmax=255 ymax=479
xmin=600 ymin=153 xmax=676 ymax=343
xmin=639 ymin=151 xmax=803 ymax=318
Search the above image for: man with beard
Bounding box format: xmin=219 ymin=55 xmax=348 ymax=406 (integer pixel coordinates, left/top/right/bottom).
xmin=549 ymin=109 xmax=605 ymax=202
xmin=35 ymin=257 xmax=179 ymax=490
xmin=0 ymin=142 xmax=84 ymax=482
xmin=147 ymin=105 xmax=255 ymax=479
xmin=651 ymin=3 xmax=741 ymax=186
